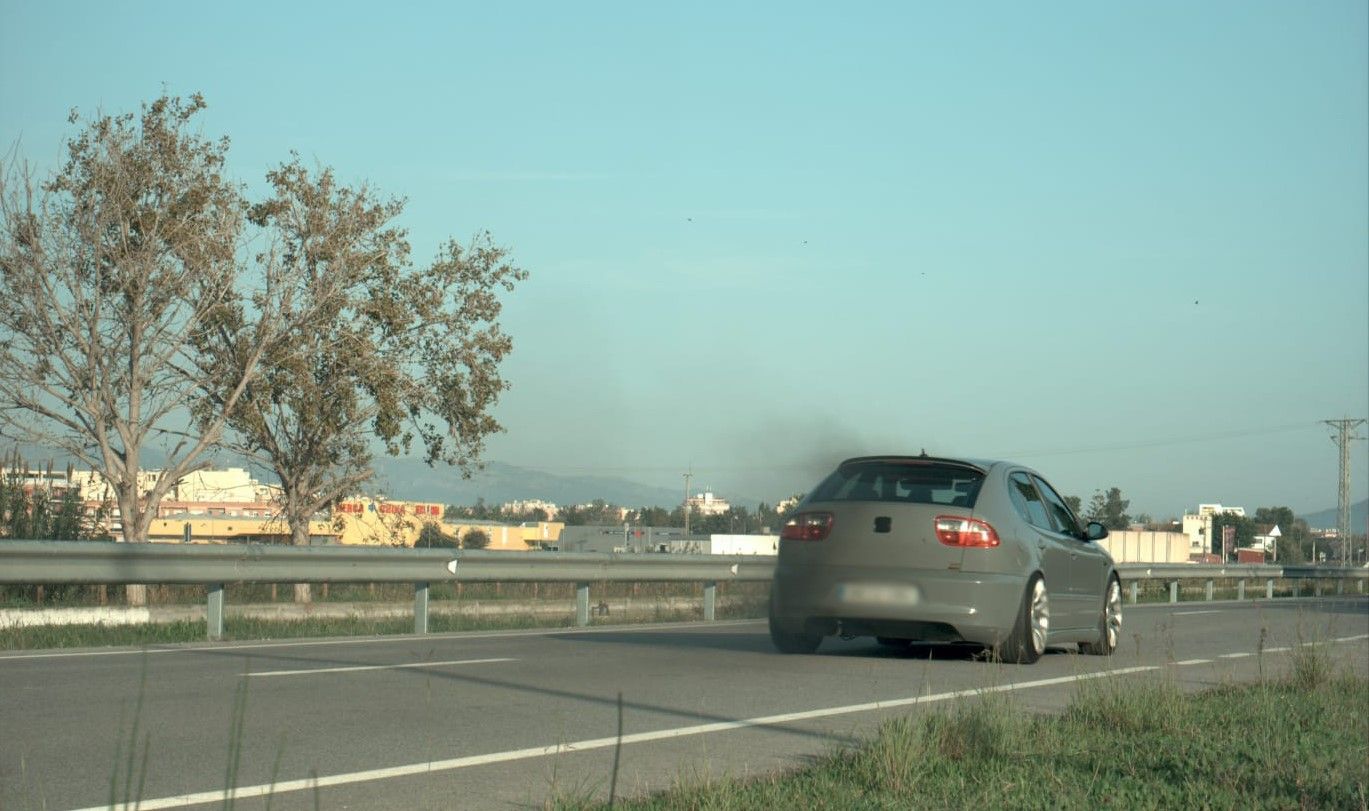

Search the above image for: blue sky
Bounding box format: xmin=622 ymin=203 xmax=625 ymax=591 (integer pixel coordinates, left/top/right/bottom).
xmin=2 ymin=1 xmax=1366 ymax=516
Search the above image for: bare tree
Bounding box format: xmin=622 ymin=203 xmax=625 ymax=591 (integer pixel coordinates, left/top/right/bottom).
xmin=0 ymin=95 xmax=284 ymax=603
xmin=196 ymin=160 xmax=524 ymax=601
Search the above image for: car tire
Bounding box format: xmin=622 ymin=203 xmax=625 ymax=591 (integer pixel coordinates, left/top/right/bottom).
xmin=1079 ymin=576 xmax=1122 ymax=656
xmin=768 ymin=593 xmax=821 ymax=654
xmin=769 ymin=615 xmax=822 ymax=654
xmin=993 ymin=574 xmax=1048 ymax=665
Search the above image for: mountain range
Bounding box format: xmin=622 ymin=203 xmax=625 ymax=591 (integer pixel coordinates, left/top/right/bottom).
xmin=368 ymin=458 xmax=767 ymax=509
xmin=1298 ymin=498 xmax=1368 ymax=531
xmin=10 ymin=441 xmax=1362 ymax=519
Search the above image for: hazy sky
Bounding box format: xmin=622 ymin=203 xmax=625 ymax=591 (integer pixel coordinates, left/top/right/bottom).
xmin=2 ymin=1 xmax=1366 ymax=517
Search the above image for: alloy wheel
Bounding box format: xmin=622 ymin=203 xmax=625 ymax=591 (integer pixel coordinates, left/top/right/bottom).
xmin=1104 ymin=579 xmax=1122 ymax=649
xmin=1030 ymin=578 xmax=1050 ymax=655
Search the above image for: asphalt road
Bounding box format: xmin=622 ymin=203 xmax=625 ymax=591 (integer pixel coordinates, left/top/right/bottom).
xmin=2 ymin=597 xmax=1367 ymax=810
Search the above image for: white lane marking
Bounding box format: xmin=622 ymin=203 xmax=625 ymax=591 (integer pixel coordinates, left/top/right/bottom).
xmin=1219 ymin=653 xmax=1253 ymax=659
xmin=247 ymin=658 xmax=515 ymax=677
xmin=1171 ymin=659 xmax=1212 ymax=666
xmin=1331 ymin=634 xmax=1369 ymax=643
xmin=73 ymin=665 xmax=1161 ymax=811
xmin=0 ymin=646 xmax=182 ymax=662
xmin=1265 ymin=647 xmax=1291 ymax=653
xmin=1173 ymin=610 xmax=1221 ymax=616
xmin=0 ymin=619 xmax=767 ymax=662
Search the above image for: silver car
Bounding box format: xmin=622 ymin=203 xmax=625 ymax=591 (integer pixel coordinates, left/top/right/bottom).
xmin=769 ymin=455 xmax=1122 ymax=663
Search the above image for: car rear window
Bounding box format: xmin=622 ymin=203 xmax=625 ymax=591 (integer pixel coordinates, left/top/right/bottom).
xmin=808 ymin=462 xmax=985 ymax=507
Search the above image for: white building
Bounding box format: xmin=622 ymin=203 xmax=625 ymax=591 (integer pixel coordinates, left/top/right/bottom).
xmin=67 ymin=467 xmax=280 ymax=505
xmin=709 ymin=534 xmax=778 ymax=555
xmin=1253 ymin=524 xmax=1282 ymax=553
xmin=1096 ymin=531 xmax=1190 ymax=564
xmin=502 ymin=499 xmax=559 ymax=519
xmin=1181 ymin=503 xmax=1246 ymax=556
xmin=687 ymin=491 xmax=731 ymax=516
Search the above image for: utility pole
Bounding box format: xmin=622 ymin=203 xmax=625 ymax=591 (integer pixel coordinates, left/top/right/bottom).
xmin=682 ymin=471 xmax=692 ymax=536
xmin=1323 ymin=418 xmax=1366 ymax=566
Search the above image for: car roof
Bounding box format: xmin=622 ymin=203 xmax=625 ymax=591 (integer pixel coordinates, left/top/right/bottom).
xmin=836 ymin=455 xmax=1002 ymax=473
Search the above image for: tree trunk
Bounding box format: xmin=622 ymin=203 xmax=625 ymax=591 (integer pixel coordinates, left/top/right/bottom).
xmin=292 ymin=519 xmax=312 ymax=603
xmin=119 ymin=488 xmax=150 ymax=606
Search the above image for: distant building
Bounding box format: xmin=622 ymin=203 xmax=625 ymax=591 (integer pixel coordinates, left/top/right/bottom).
xmin=556 ymin=526 xmax=778 ymax=555
xmin=709 ymin=534 xmax=779 ymax=555
xmin=1095 ymin=531 xmax=1189 ymax=564
xmin=66 ymin=467 xmax=280 ymax=505
xmin=147 ymin=514 xmax=336 ymax=545
xmin=1181 ymin=503 xmax=1245 ymax=556
xmin=1252 ymin=524 xmax=1282 ymax=553
xmin=557 ymin=525 xmax=706 ymax=554
xmin=775 ymin=496 xmax=802 ymax=515
xmin=330 ymin=498 xmax=446 ymax=546
xmin=8 ymin=466 xmax=283 ymax=538
xmin=502 ymin=499 xmax=559 ymax=519
xmin=687 ymin=491 xmax=730 ymax=516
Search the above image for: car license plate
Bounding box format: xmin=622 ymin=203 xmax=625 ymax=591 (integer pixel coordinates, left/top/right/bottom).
xmin=837 ymin=583 xmax=920 ymax=606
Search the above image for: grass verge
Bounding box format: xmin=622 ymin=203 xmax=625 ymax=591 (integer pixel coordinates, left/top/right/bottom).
xmin=0 ymin=599 xmax=770 ymax=650
xmin=563 ymin=661 xmax=1369 ymax=810
xmin=0 ymin=614 xmax=580 ymax=649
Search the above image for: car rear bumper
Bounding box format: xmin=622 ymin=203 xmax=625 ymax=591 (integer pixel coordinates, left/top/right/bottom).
xmin=771 ymin=563 xmax=1028 ymax=646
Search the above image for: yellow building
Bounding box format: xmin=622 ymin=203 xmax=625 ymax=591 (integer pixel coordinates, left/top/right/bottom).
xmin=142 ymin=497 xmax=565 ymax=549
xmin=330 ymin=498 xmax=447 ymax=546
xmin=325 ymin=498 xmax=562 ymax=549
xmin=146 ymin=514 xmax=337 ymax=544
xmin=443 ymin=520 xmax=565 ymax=551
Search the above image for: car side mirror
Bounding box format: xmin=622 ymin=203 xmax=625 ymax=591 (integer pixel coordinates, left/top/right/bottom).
xmin=1084 ymin=521 xmax=1108 ymax=541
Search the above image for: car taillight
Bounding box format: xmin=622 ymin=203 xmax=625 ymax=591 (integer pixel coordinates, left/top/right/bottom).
xmin=781 ymin=512 xmax=834 ymax=541
xmin=934 ymin=516 xmax=1000 ymax=548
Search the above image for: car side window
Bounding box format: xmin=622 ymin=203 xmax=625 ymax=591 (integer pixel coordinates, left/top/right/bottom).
xmin=1032 ymin=475 xmax=1081 ymax=537
xmin=1008 ymin=472 xmax=1053 ymax=530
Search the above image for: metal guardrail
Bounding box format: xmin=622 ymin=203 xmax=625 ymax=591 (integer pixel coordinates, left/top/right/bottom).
xmin=0 ymin=541 xmax=1364 ymax=640
xmin=0 ymin=541 xmax=776 ymax=585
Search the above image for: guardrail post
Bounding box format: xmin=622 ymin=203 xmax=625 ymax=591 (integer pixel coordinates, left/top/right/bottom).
xmin=414 ymin=581 xmax=429 ymax=634
xmin=1237 ymin=580 xmax=1245 ymax=601
xmin=1169 ymin=581 xmax=1178 ymax=604
xmin=1266 ymin=579 xmax=1274 ymax=599
xmin=1358 ymin=578 xmax=1364 ymax=594
xmin=576 ymin=582 xmax=590 ymax=626
xmin=1129 ymin=581 xmax=1138 ymax=604
xmin=1205 ymin=580 xmax=1213 ymax=601
xmin=1314 ymin=579 xmax=1322 ymax=597
xmin=703 ymin=581 xmax=717 ymax=621
xmin=1336 ymin=578 xmax=1343 ymax=595
xmin=207 ymin=583 xmax=225 ymax=641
